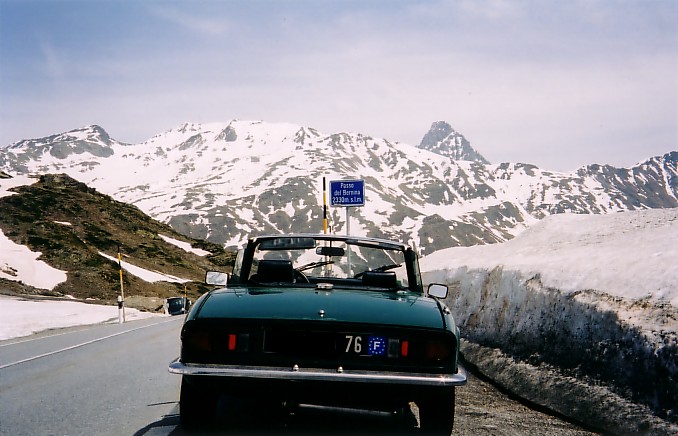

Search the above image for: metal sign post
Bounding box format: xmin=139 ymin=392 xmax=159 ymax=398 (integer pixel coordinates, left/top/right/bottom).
xmin=329 ymin=179 xmax=365 ymax=276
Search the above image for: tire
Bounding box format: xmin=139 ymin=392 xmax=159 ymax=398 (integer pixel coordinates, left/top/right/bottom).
xmin=180 ymin=376 xmax=219 ymax=431
xmin=418 ymin=388 xmax=456 ymax=435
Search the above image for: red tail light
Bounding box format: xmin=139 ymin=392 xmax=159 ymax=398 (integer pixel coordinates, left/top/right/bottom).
xmin=227 ymin=333 xmax=250 ymax=352
xmin=401 ymin=340 xmax=409 ymax=357
xmin=387 ymin=338 xmax=409 ymax=358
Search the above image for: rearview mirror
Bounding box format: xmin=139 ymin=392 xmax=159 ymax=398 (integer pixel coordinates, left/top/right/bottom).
xmin=316 ymin=246 xmax=345 ymax=257
xmin=205 ymin=271 xmax=229 ymax=286
xmin=259 ymin=237 xmax=315 ymax=250
xmin=428 ymin=283 xmax=448 ymax=299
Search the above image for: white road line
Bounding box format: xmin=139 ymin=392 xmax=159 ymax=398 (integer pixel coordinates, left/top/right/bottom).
xmin=0 ymin=325 xmax=96 ymax=347
xmin=0 ymin=316 xmax=169 ymax=347
xmin=0 ymin=317 xmax=179 ymax=370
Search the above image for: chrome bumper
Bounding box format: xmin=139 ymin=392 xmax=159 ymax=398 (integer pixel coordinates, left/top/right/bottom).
xmin=168 ymin=358 xmax=467 ymax=387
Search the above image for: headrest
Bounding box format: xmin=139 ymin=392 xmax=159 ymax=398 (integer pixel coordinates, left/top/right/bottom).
xmin=255 ymin=259 xmax=294 ymax=283
xmin=362 ymin=271 xmax=398 ymax=289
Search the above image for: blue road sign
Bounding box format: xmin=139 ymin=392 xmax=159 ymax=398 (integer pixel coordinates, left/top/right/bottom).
xmin=330 ymin=179 xmax=365 ymax=207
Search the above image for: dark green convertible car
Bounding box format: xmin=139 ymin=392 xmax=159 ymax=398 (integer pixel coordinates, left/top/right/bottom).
xmin=169 ymin=234 xmax=466 ymax=434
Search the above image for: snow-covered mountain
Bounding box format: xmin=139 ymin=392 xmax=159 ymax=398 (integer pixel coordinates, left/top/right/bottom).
xmin=418 ymin=121 xmax=489 ymax=163
xmin=1 ymin=120 xmax=676 ymax=253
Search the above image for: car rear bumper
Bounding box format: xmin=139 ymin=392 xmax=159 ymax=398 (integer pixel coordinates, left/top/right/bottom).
xmin=169 ymin=358 xmax=467 ymax=387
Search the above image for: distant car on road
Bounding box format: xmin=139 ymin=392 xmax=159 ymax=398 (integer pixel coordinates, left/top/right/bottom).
xmin=169 ymin=234 xmax=466 ymax=434
xmin=164 ymin=296 xmax=190 ymax=316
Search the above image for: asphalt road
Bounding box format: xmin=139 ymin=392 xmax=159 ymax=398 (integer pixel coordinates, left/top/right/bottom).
xmin=0 ymin=316 xmax=182 ymax=435
xmin=0 ymin=316 xmax=595 ymax=435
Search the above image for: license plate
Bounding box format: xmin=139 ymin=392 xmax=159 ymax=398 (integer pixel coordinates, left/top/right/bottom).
xmin=342 ymin=334 xmax=386 ymax=356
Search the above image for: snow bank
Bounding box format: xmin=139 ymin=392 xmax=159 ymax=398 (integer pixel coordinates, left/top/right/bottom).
xmin=0 ymin=296 xmax=159 ymax=340
xmin=423 ymin=208 xmax=678 ymax=306
xmin=421 ymin=208 xmax=678 ymax=431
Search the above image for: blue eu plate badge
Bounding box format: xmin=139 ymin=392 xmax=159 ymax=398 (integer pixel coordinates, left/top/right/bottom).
xmin=368 ymin=336 xmax=386 ymax=356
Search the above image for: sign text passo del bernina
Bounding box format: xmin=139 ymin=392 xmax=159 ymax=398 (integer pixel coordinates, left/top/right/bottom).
xmin=329 ymin=179 xmax=365 ymax=207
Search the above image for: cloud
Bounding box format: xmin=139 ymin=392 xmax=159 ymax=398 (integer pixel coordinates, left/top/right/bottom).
xmin=147 ymin=4 xmax=229 ymax=37
xmin=39 ymin=43 xmax=66 ymax=80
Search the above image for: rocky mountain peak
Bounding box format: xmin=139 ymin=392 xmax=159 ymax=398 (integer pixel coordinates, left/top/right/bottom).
xmin=73 ymin=125 xmax=113 ymax=144
xmin=418 ymin=121 xmax=489 ymax=164
xmin=1 ymin=125 xmax=119 ymax=172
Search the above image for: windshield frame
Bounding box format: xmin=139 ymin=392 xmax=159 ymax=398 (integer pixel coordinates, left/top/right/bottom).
xmin=230 ymin=234 xmax=423 ymax=294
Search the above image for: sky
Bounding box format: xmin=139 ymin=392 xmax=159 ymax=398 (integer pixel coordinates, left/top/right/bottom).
xmin=0 ymin=0 xmax=676 ymax=171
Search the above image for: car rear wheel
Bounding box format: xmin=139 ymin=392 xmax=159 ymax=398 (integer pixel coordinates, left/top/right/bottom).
xmin=180 ymin=376 xmax=219 ymax=430
xmin=418 ymin=388 xmax=455 ymax=435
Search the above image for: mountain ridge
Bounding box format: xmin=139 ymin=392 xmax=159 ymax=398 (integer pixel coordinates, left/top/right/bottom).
xmin=1 ymin=120 xmax=676 ymax=255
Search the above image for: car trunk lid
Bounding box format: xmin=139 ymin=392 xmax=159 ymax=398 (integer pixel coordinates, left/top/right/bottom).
xmin=195 ymin=286 xmax=443 ymax=330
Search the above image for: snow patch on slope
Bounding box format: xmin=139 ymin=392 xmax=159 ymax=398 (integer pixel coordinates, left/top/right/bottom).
xmin=98 ymin=252 xmax=191 ymax=284
xmin=0 ymin=229 xmax=67 ymax=290
xmin=158 ymin=234 xmax=210 ymax=256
